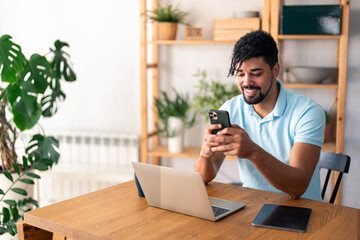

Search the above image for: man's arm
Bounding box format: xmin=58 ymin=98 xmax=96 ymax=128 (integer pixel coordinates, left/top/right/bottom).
xmin=194 ymin=124 xmax=226 ymax=183
xmin=209 ymin=125 xmax=321 ymax=199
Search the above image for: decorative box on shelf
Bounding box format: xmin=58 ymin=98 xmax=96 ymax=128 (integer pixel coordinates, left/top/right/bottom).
xmin=185 ymin=27 xmax=203 ymax=40
xmin=213 ymin=18 xmax=260 ymax=41
xmin=281 ymin=5 xmax=341 ymax=35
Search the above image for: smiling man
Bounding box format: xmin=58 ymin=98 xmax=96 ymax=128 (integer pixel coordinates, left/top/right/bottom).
xmin=194 ymin=30 xmax=325 ymax=201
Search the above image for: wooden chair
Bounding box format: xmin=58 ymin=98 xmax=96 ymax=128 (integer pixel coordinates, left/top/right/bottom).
xmin=319 ymin=151 xmax=351 ymax=204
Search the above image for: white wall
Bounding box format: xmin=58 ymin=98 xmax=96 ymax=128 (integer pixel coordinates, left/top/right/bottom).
xmin=0 ymin=0 xmax=141 ymax=134
xmin=1 ymin=0 xmax=359 ymax=208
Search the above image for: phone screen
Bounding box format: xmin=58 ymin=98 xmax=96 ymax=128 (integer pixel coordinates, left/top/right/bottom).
xmin=209 ymin=110 xmax=231 ymax=134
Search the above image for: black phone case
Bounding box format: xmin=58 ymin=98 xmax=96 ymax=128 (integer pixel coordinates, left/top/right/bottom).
xmin=209 ymin=110 xmax=231 ymax=134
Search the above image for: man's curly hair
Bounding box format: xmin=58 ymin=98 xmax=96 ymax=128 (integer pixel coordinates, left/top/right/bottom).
xmin=228 ymin=30 xmax=278 ymax=77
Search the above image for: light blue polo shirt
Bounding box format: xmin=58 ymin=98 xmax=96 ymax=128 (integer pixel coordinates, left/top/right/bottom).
xmin=220 ymin=79 xmax=325 ymax=201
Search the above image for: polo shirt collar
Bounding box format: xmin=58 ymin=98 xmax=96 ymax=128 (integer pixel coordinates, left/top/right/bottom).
xmin=243 ymin=79 xmax=287 ymax=119
xmin=273 ymin=79 xmax=287 ymax=117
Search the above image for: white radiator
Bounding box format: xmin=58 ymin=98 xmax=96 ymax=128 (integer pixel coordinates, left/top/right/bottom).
xmin=36 ymin=131 xmax=139 ymax=207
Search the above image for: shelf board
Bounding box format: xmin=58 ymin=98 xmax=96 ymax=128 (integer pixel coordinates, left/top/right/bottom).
xmin=147 ymin=145 xmax=236 ymax=160
xmin=148 ymin=142 xmax=336 ymax=159
xmin=148 ymin=146 xmax=200 ymax=158
xmin=278 ymin=35 xmax=340 ymax=40
xmin=284 ymin=83 xmax=338 ymax=89
xmin=147 ymin=40 xmax=236 ymax=45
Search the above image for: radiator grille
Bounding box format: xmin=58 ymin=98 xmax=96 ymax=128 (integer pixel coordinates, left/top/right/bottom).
xmin=35 ymin=131 xmax=139 ymax=206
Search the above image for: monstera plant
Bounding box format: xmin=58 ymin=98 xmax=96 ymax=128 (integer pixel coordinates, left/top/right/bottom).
xmin=0 ymin=34 xmax=76 ymax=236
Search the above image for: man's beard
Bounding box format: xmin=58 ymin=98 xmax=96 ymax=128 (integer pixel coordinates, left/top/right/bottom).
xmin=242 ymin=78 xmax=274 ymax=105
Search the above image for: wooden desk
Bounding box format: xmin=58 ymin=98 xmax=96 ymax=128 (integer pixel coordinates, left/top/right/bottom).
xmin=17 ymin=181 xmax=359 ymax=240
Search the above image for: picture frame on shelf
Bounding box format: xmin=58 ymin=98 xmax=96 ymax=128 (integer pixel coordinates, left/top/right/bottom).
xmin=185 ymin=27 xmax=203 ymax=41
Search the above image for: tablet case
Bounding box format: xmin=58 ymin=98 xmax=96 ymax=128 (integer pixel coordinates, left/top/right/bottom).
xmin=252 ymin=204 xmax=312 ymax=232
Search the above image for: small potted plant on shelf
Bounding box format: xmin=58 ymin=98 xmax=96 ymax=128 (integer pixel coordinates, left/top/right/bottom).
xmin=192 ymin=69 xmax=239 ymax=121
xmin=0 ymin=34 xmax=76 ymax=238
xmin=154 ymin=89 xmax=196 ymax=153
xmin=148 ymin=4 xmax=189 ymax=40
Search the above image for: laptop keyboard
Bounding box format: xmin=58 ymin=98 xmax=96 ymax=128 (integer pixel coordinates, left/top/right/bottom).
xmin=212 ymin=205 xmax=230 ymax=217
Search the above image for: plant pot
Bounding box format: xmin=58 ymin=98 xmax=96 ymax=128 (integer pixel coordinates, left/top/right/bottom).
xmin=158 ymin=22 xmax=178 ymax=40
xmin=167 ymin=117 xmax=184 ymax=153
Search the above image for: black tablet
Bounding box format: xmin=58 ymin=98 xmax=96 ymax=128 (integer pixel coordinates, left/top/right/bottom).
xmin=252 ymin=204 xmax=312 ymax=232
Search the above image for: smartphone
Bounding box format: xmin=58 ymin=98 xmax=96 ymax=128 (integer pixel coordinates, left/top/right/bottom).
xmin=209 ymin=109 xmax=232 ymax=134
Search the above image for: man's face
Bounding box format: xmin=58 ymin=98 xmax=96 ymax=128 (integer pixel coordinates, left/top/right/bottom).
xmin=235 ymin=57 xmax=278 ymax=105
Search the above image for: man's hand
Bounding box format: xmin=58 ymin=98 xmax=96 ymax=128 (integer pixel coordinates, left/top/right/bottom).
xmin=207 ymin=124 xmax=257 ymax=159
xmin=200 ymin=124 xmax=225 ymax=158
xmin=195 ymin=124 xmax=227 ymax=183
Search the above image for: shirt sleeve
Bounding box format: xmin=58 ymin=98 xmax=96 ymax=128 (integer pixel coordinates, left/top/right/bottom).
xmin=294 ymin=104 xmax=325 ymax=147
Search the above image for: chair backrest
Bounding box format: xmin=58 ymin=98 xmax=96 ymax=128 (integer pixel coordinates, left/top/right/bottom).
xmin=318 ymin=151 xmax=351 ymax=204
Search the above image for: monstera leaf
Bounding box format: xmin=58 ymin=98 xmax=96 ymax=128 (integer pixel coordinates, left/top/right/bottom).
xmin=0 ymin=35 xmax=27 ymax=83
xmin=26 ymin=134 xmax=60 ymax=171
xmin=41 ymin=88 xmax=66 ymax=117
xmin=20 ymin=54 xmax=51 ymax=94
xmin=40 ymin=40 xmax=76 ymax=117
xmin=50 ymin=40 xmax=76 ymax=83
xmin=6 ymin=81 xmax=42 ymax=131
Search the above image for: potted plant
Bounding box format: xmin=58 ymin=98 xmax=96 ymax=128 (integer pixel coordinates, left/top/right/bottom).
xmin=154 ymin=89 xmax=196 ymax=153
xmin=0 ymin=34 xmax=76 ymax=237
xmin=148 ymin=4 xmax=189 ymax=40
xmin=192 ymin=69 xmax=239 ymax=121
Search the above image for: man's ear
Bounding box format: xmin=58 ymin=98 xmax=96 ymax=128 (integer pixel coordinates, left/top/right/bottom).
xmin=272 ymin=62 xmax=280 ymax=79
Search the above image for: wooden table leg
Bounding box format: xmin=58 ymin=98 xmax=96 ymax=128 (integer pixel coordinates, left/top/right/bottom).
xmin=16 ymin=221 xmax=53 ymax=240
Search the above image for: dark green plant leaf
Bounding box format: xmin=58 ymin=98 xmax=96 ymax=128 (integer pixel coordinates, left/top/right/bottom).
xmin=41 ymin=88 xmax=66 ymax=117
xmin=6 ymin=80 xmax=42 ymax=131
xmin=26 ymin=134 xmax=60 ymax=170
xmin=7 ymin=223 xmax=16 ymax=236
xmin=50 ymin=40 xmax=76 ymax=82
xmin=154 ymin=89 xmax=196 ymax=137
xmin=11 ymin=188 xmax=27 ymax=196
xmin=19 ymin=178 xmax=35 ymax=185
xmin=54 ymin=39 xmax=69 ymax=50
xmin=3 ymin=200 xmax=17 ymax=206
xmin=12 ymin=163 xmax=20 ymax=175
xmin=25 ymin=172 xmax=41 ymax=179
xmin=0 ymin=34 xmax=27 ymax=83
xmin=2 ymin=207 xmax=10 ymax=223
xmin=17 ymin=198 xmax=27 ymax=207
xmin=149 ymin=4 xmax=188 ymax=25
xmin=3 ymin=171 xmax=13 ymax=182
xmin=32 ymin=159 xmax=54 ymax=171
xmin=27 ymin=197 xmax=39 ymax=208
xmin=0 ymin=189 xmax=4 ymax=195
xmin=19 ymin=53 xmax=51 ymax=94
xmin=0 ymin=226 xmax=7 ymax=234
xmin=10 ymin=206 xmax=19 ymax=221
xmin=23 ymin=156 xmax=29 ymax=170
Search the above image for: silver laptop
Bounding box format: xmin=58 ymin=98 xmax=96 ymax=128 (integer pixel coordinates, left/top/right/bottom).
xmin=132 ymin=162 xmax=245 ymax=221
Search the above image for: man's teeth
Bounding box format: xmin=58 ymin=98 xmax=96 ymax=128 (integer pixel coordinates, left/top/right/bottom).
xmin=245 ymin=89 xmax=256 ymax=92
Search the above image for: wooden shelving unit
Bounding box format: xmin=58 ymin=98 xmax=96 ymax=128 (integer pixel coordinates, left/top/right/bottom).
xmin=140 ymin=0 xmax=349 ymax=199
xmin=284 ymin=83 xmax=338 ymax=89
xmin=278 ymin=35 xmax=341 ymax=40
xmin=263 ymin=0 xmax=350 ymax=204
xmin=147 ymin=142 xmax=336 ymax=159
xmin=148 ymin=40 xmax=237 ymax=44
